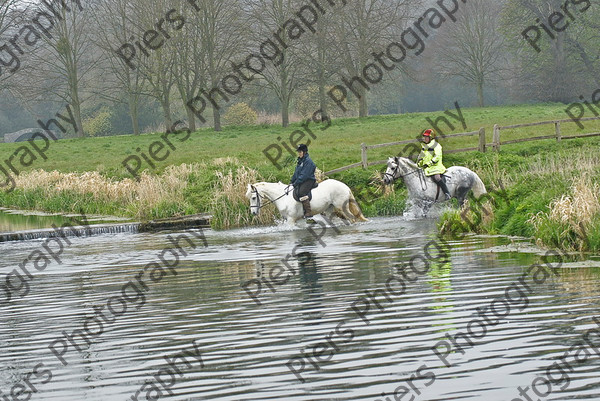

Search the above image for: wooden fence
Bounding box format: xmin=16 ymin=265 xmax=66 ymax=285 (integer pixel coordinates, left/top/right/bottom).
xmin=492 ymin=116 xmax=600 ymax=151
xmin=324 ymin=116 xmax=600 ymax=176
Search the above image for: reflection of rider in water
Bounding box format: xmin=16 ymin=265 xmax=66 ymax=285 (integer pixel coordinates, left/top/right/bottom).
xmin=426 ymin=241 xmax=453 ymax=312
xmin=297 ymin=252 xmax=321 ymax=294
xmin=417 ymin=129 xmax=451 ymax=201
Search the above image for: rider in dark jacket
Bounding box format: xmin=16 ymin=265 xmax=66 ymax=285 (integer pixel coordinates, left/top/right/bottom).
xmin=291 ymin=144 xmax=316 ymax=218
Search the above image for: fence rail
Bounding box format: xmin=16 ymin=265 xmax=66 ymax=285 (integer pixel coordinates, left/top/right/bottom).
xmin=492 ymin=116 xmax=600 ymax=151
xmin=324 ymin=116 xmax=600 ymax=176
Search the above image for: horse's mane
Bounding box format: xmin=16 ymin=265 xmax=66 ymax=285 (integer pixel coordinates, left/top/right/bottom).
xmin=251 ymin=182 xmax=288 ymax=199
xmin=254 ymin=181 xmax=286 ymax=188
xmin=396 ymin=157 xmax=418 ymax=169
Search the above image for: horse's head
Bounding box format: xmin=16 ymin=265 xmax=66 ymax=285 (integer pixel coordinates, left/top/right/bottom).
xmin=383 ymin=157 xmax=416 ymax=185
xmin=383 ymin=157 xmax=400 ymax=185
xmin=246 ymin=184 xmax=262 ymax=215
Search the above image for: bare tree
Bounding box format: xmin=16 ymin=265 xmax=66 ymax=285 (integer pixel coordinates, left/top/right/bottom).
xmin=195 ymin=0 xmax=248 ymax=131
xmin=248 ymin=0 xmax=306 ymax=128
xmin=130 ymin=0 xmax=179 ymax=132
xmin=437 ymin=0 xmax=505 ymax=107
xmin=565 ymin=5 xmax=600 ymax=88
xmin=0 ymin=1 xmax=15 ymax=35
xmin=19 ymin=0 xmax=95 ymax=137
xmin=333 ymin=0 xmax=414 ymax=117
xmin=171 ymin=0 xmax=206 ymax=133
xmin=91 ymin=0 xmax=145 ymax=134
xmin=294 ymin=7 xmax=340 ymax=117
xmin=0 ymin=0 xmax=26 ymax=91
xmin=502 ymin=0 xmax=576 ymax=102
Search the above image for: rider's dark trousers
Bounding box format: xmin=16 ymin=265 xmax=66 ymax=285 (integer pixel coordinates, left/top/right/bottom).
xmin=294 ymin=179 xmax=316 ymax=201
xmin=432 ymin=174 xmax=450 ymax=196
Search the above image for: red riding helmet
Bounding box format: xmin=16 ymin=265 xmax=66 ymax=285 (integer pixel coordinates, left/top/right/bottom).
xmin=422 ymin=129 xmax=435 ymax=137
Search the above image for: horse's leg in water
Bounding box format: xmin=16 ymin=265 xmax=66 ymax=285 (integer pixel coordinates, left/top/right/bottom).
xmin=421 ymin=200 xmax=432 ymax=217
xmin=323 ymin=205 xmax=341 ymax=221
xmin=455 ymin=186 xmax=470 ymax=207
xmin=332 ymin=195 xmax=355 ymax=222
xmin=335 ymin=208 xmax=351 ymax=222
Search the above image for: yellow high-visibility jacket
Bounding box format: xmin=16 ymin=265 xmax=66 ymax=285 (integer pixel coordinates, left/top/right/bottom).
xmin=417 ymin=140 xmax=447 ymax=176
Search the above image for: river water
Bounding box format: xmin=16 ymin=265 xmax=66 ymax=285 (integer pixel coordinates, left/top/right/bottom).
xmin=1 ymin=216 xmax=599 ymax=401
xmin=0 ymin=209 xmax=130 ymax=233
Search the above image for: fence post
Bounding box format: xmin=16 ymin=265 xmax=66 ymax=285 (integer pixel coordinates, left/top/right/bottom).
xmin=493 ymin=124 xmax=501 ymax=152
xmin=361 ymin=143 xmax=368 ymax=169
xmin=555 ymin=121 xmax=562 ymax=142
xmin=478 ymin=127 xmax=486 ymax=153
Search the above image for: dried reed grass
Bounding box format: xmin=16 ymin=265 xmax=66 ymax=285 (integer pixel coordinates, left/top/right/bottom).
xmin=520 ymin=148 xmax=600 ymax=179
xmin=370 ymin=170 xmax=395 ymax=197
xmin=530 ymin=174 xmax=600 ymax=247
xmin=211 ymin=162 xmax=276 ymax=229
xmin=14 ymin=164 xmax=201 ymax=217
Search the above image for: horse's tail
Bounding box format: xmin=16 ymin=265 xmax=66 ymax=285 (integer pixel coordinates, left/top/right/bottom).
xmin=472 ymin=174 xmax=487 ymax=198
xmin=347 ymin=191 xmax=369 ymax=222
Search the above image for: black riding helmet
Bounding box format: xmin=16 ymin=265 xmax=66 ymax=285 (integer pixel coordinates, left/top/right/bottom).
xmin=296 ymin=144 xmax=308 ymax=153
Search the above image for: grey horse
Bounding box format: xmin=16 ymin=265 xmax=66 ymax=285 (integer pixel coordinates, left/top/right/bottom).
xmin=383 ymin=157 xmax=487 ymax=207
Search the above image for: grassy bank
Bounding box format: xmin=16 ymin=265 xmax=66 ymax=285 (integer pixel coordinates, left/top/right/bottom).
xmin=1 ymin=103 xmax=599 ymax=242
xmin=438 ymin=138 xmax=600 ymax=253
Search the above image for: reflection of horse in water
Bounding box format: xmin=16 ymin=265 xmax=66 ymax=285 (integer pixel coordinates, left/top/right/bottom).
xmin=383 ymin=157 xmax=487 ymax=212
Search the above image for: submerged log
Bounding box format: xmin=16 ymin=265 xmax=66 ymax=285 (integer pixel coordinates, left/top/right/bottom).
xmin=138 ymin=214 xmax=212 ymax=232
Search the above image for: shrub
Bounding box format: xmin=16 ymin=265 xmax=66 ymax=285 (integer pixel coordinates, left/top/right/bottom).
xmin=223 ymin=103 xmax=258 ymax=126
xmin=295 ymin=85 xmax=359 ymax=118
xmin=295 ymin=86 xmax=321 ymax=118
xmin=83 ymin=108 xmax=113 ymax=137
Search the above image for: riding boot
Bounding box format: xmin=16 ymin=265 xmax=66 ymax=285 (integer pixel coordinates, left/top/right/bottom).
xmin=437 ymin=178 xmax=451 ymax=200
xmin=301 ymin=199 xmax=313 ymax=218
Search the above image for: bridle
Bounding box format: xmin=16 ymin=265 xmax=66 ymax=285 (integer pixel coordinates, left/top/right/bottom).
xmin=250 ymin=186 xmax=262 ymax=215
xmin=250 ymin=185 xmax=292 ymax=215
xmin=384 ymin=159 xmax=421 ymax=183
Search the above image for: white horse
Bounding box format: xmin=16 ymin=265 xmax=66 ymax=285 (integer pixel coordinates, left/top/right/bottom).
xmin=246 ymin=180 xmax=368 ymax=225
xmin=383 ymin=157 xmax=487 ymax=207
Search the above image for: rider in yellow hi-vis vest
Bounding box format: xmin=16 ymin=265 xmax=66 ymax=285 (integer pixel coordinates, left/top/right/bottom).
xmin=417 ymin=129 xmax=451 ymax=200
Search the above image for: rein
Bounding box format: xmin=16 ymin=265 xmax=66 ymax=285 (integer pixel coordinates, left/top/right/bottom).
xmin=252 ymin=185 xmax=292 ymax=212
xmin=417 ymin=169 xmax=427 ymax=191
xmin=384 ymin=165 xmax=421 ymax=181
xmin=385 ymin=161 xmax=427 ymax=191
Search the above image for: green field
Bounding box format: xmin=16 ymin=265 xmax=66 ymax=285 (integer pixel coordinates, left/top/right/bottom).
xmin=1 ymin=102 xmax=597 ymax=178
xmin=1 ymin=102 xmax=599 ymax=252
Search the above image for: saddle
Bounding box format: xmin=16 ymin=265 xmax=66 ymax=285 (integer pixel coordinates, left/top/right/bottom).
xmin=293 ymin=181 xmax=319 ymax=202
